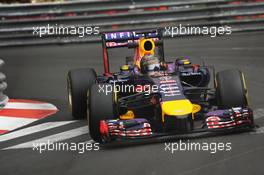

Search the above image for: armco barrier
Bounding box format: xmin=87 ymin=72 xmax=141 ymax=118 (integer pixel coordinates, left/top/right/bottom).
xmin=0 ymin=0 xmax=234 ymax=19
xmin=0 ymin=59 xmax=8 ymax=107
xmin=0 ymin=0 xmax=264 ymax=47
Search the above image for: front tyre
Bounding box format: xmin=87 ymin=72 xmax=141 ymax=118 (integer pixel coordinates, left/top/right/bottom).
xmin=67 ymin=68 xmax=96 ymax=119
xmin=88 ymin=84 xmax=117 ymax=142
xmin=216 ymin=69 xmax=248 ymax=108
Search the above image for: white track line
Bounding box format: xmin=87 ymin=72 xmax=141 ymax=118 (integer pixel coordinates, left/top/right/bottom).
xmin=3 ymin=126 xmax=89 ymax=149
xmin=251 ymin=126 xmax=264 ymax=135
xmin=0 ymin=116 xmax=37 ymax=131
xmin=0 ymin=121 xmax=76 ymax=142
xmin=85 ymin=139 xmax=94 ymax=144
xmin=4 ymin=102 xmax=57 ymax=110
xmin=254 ymin=108 xmax=264 ymax=120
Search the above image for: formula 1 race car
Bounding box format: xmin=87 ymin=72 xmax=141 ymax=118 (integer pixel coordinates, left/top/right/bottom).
xmin=67 ymin=29 xmax=254 ymax=143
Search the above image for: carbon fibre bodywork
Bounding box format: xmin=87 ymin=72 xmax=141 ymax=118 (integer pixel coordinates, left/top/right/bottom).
xmin=86 ymin=29 xmax=254 ymax=143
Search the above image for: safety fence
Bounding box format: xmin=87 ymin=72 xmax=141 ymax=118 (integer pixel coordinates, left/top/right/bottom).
xmin=0 ymin=0 xmax=264 ymax=46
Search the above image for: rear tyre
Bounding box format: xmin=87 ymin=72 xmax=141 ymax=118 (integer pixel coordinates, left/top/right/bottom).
xmin=88 ymin=84 xmax=117 ymax=142
xmin=67 ymin=68 xmax=96 ymax=119
xmin=216 ymin=69 xmax=248 ymax=108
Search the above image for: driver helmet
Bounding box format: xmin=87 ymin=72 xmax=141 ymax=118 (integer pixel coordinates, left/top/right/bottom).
xmin=140 ymin=54 xmax=161 ymax=74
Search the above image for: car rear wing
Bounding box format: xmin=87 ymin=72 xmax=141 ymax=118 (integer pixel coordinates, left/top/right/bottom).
xmin=102 ymin=29 xmax=163 ymax=48
xmin=101 ymin=29 xmax=164 ymax=74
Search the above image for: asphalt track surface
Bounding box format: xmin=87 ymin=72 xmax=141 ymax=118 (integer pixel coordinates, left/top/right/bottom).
xmin=0 ymin=31 xmax=264 ymax=175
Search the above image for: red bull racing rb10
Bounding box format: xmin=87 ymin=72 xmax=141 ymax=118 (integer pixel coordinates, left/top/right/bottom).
xmin=67 ymin=29 xmax=254 ymax=143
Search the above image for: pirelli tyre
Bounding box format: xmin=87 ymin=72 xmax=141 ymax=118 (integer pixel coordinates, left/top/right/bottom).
xmin=216 ymin=69 xmax=248 ymax=109
xmin=67 ymin=68 xmax=96 ymax=119
xmin=88 ymin=83 xmax=117 ymax=142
